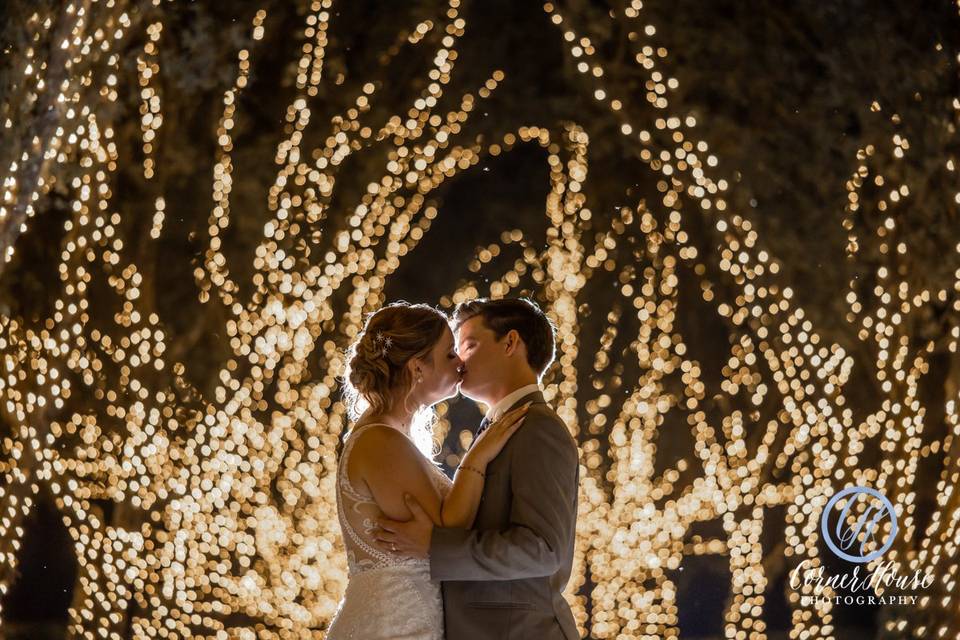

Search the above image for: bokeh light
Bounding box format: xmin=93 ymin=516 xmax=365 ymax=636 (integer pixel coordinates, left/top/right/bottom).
xmin=0 ymin=0 xmax=958 ymax=638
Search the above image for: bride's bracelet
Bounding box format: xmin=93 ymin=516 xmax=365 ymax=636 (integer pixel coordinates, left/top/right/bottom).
xmin=459 ymin=464 xmax=485 ymax=478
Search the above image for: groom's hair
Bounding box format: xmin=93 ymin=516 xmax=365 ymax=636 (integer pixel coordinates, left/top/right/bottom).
xmin=452 ymin=297 xmax=556 ymax=377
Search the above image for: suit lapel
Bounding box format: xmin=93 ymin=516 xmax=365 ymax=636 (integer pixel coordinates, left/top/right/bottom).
xmin=480 ymin=390 xmax=547 ymax=473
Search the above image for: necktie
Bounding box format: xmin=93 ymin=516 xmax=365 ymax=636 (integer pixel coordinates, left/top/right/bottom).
xmin=475 ymin=416 xmax=492 ymax=440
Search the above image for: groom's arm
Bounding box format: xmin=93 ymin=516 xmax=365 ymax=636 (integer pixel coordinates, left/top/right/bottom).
xmin=429 ymin=411 xmax=579 ymax=581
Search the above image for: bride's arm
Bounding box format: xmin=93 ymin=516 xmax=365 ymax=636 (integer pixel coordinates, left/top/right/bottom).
xmin=437 ymin=450 xmax=488 ymax=529
xmin=357 ymin=426 xmax=445 ymax=526
xmin=359 ymin=406 xmax=529 ymax=530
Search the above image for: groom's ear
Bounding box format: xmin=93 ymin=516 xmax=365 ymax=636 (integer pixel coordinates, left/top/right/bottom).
xmin=503 ymin=329 xmax=522 ymax=356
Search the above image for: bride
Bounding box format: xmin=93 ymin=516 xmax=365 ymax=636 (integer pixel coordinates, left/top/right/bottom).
xmin=327 ymin=301 xmax=529 ymax=639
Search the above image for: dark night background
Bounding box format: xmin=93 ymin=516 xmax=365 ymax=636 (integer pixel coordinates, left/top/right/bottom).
xmin=1 ymin=0 xmax=958 ymax=638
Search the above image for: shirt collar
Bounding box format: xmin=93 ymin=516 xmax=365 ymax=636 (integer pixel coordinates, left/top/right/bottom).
xmin=484 ymin=382 xmax=542 ymax=423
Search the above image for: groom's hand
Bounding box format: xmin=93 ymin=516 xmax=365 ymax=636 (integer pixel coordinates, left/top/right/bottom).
xmin=374 ymin=493 xmax=433 ymax=559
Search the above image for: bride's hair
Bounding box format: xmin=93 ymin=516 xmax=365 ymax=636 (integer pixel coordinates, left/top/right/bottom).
xmin=342 ymin=301 xmax=449 ymax=456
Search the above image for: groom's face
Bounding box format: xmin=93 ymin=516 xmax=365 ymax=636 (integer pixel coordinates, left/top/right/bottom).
xmin=455 ymin=316 xmax=504 ymax=404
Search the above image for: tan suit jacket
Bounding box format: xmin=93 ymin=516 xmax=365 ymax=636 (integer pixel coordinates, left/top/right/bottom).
xmin=430 ymin=391 xmax=580 ymax=640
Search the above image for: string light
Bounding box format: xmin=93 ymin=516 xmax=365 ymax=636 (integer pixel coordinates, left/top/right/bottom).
xmin=542 ymin=1 xmax=960 ymax=638
xmin=0 ymin=0 xmax=956 ymax=638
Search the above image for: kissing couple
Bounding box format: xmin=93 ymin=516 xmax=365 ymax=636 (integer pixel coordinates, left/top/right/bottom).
xmin=327 ymin=297 xmax=580 ymax=639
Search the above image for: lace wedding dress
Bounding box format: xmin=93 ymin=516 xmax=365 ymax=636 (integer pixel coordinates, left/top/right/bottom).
xmin=327 ymin=423 xmax=452 ymax=639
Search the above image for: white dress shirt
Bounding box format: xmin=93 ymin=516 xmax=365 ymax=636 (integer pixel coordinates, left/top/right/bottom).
xmin=484 ymin=382 xmax=542 ymax=423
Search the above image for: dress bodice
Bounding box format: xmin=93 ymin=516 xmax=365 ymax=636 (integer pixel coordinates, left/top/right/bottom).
xmin=336 ymin=423 xmax=452 ymax=576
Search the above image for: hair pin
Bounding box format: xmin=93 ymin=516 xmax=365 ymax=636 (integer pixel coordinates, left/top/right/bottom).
xmin=373 ymin=331 xmax=392 ymax=357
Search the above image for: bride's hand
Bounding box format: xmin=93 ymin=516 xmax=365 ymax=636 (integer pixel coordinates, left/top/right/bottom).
xmin=466 ymin=402 xmax=531 ymax=467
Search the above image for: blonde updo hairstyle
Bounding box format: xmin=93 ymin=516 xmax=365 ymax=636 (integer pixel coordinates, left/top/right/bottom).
xmin=342 ymin=302 xmax=450 ymax=454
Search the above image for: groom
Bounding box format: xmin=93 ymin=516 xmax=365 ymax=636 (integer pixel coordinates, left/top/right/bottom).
xmin=375 ymin=297 xmax=580 ymax=640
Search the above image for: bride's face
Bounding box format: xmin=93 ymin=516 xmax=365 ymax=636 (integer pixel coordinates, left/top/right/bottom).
xmin=413 ymin=327 xmax=463 ymax=407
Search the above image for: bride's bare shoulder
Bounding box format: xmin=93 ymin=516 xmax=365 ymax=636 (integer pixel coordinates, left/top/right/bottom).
xmin=349 ymin=422 xmax=416 ymax=464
